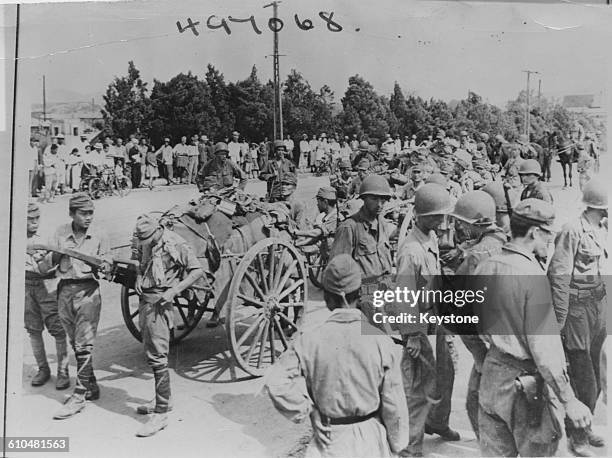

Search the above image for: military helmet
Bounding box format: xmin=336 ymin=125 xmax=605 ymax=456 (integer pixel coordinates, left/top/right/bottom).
xmin=414 ymin=183 xmax=452 ymax=216
xmin=518 ymin=159 xmax=542 ymax=176
xmin=582 ymin=178 xmax=607 ymax=209
xmin=450 ymin=191 xmax=496 ymax=226
xmin=214 ymin=142 xmax=229 ymax=154
xmin=482 ymin=181 xmax=509 ymax=213
xmin=339 ymin=159 xmax=352 ymax=169
xmin=358 ymin=140 xmax=370 ymax=152
xmin=273 ymin=139 xmax=286 ymax=150
xmin=425 ymin=173 xmax=447 ymax=187
xmin=359 ymin=174 xmax=392 ymax=198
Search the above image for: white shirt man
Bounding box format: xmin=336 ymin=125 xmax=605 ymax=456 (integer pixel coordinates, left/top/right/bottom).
xmin=228 ymin=132 xmax=242 ymax=165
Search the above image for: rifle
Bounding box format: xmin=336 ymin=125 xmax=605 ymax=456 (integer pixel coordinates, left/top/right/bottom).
xmin=503 ymin=182 xmax=514 ymax=219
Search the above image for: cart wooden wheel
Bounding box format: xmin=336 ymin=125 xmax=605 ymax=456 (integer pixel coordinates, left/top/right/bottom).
xmin=120 ymin=286 xmax=210 ymax=344
xmin=88 ymin=177 xmax=102 ymax=200
xmin=226 ymin=238 xmax=308 ymax=377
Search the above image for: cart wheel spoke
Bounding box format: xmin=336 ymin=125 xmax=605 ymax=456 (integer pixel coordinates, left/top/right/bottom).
xmin=269 ymin=319 xmax=276 ymax=363
xmin=256 ymin=253 xmax=269 ymax=295
xmin=278 ymin=279 xmax=305 ymax=302
xmin=272 ymin=252 xmax=290 ymax=293
xmin=267 ymin=244 xmax=276 ymax=292
xmin=128 ymin=290 xmax=137 ymax=297
xmin=130 ymin=309 xmax=139 ymax=319
xmin=237 ymin=293 xmax=266 ymax=308
xmin=257 ymin=320 xmax=270 ymax=369
xmin=277 ymin=312 xmax=299 ymax=330
xmin=243 ymin=272 xmax=266 ymax=301
xmin=274 ymin=259 xmax=298 ymax=296
xmin=236 ymin=314 xmax=265 ymax=348
xmin=245 ymin=319 xmax=267 ymax=364
xmin=176 ymin=303 xmax=189 ymax=325
xmin=273 ymin=318 xmax=289 ymax=350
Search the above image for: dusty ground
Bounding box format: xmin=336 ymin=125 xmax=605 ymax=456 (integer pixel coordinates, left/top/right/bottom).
xmin=10 ymin=160 xmax=609 ymax=458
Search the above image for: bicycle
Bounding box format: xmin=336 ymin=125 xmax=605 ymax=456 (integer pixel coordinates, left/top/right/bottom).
xmin=79 ymin=166 xmax=132 ymax=199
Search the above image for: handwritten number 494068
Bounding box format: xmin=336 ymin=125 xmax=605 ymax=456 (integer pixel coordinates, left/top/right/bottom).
xmin=177 ymin=12 xmax=342 ymax=36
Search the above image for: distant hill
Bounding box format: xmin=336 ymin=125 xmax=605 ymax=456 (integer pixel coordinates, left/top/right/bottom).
xmin=32 ymin=101 xmax=104 ymax=119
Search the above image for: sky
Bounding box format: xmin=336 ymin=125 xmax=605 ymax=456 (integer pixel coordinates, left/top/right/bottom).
xmin=15 ymin=0 xmax=612 ymax=112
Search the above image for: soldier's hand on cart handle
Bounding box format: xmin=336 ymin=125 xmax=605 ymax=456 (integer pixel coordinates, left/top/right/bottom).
xmin=310 ymin=409 xmax=331 ymax=448
xmin=405 ymin=336 xmax=421 ymax=358
xmin=565 ymin=398 xmax=592 ymax=429
xmin=135 ymin=275 xmax=143 ymax=295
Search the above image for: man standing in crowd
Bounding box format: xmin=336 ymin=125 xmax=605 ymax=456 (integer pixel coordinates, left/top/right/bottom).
xmin=330 ymin=159 xmax=353 ymax=201
xmin=173 ymin=136 xmax=189 ymax=184
xmin=131 ymin=214 xmax=203 ymax=437
xmin=198 ymin=135 xmax=209 ymax=170
xmin=284 ymin=134 xmax=296 ymax=166
xmin=29 ymin=136 xmax=40 ymax=197
xmin=298 ymin=133 xmax=310 ymax=173
xmin=228 ymin=131 xmax=242 ymax=167
xmin=51 ymin=194 xmax=111 ymax=420
xmin=475 ymin=199 xmax=592 ymax=456
xmin=548 ymin=178 xmax=607 ymax=456
xmin=127 ymin=137 xmax=142 ymax=189
xmin=157 ymin=137 xmax=175 ymax=185
xmin=186 ymin=134 xmax=199 ymax=185
xmin=265 ymin=254 xmax=409 ymax=458
xmin=25 ymin=201 xmax=70 ymax=390
xmin=42 ymin=144 xmax=61 ymax=203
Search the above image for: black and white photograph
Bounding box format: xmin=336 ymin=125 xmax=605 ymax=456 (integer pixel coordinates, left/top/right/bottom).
xmin=2 ymin=0 xmax=612 ymax=457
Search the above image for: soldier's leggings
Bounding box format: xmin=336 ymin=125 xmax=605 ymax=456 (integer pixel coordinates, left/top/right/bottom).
xmin=459 ymin=334 xmax=488 ymax=439
xmin=426 ymin=329 xmax=455 ymax=432
xmin=140 ymin=289 xmax=173 ymax=413
xmin=57 ymin=280 xmax=101 ymax=395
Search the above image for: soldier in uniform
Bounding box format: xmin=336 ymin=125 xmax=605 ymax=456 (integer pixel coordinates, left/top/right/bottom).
xmin=502 ymin=145 xmax=524 ymax=191
xmin=131 ymin=214 xmax=204 ymax=437
xmin=51 ymin=194 xmax=111 ymax=420
xmin=474 ymin=199 xmax=592 ymax=456
xmin=351 ymin=141 xmax=376 ymax=168
xmin=25 ymin=201 xmax=70 ymax=390
xmin=329 ymin=159 xmax=353 ymax=201
xmin=548 ymin=178 xmax=608 ymax=456
xmin=449 ymin=192 xmax=507 ymax=439
xmin=293 ymin=187 xmax=338 ymax=252
xmin=481 ymin=181 xmax=513 ymax=234
xmin=329 ymin=175 xmax=394 ymax=327
xmin=397 ymin=163 xmax=425 ymax=202
xmin=519 ymin=159 xmax=553 ymax=203
xmin=347 ymin=159 xmax=370 ymax=199
xmin=454 ymin=150 xmax=484 ymax=193
xmin=265 ymin=254 xmax=409 ymax=458
xmin=394 ymin=183 xmax=457 ymax=457
xmin=516 ymin=134 xmax=538 ymax=160
xmin=195 ymin=142 xmax=246 ymax=192
xmin=259 ymin=140 xmax=298 ymax=202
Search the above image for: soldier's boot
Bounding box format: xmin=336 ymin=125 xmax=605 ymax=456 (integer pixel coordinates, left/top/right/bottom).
xmin=136 ymin=413 xmax=169 ymax=437
xmin=425 ymin=425 xmax=461 ymax=441
xmin=53 ymin=393 xmax=86 ymax=420
xmin=136 ymin=398 xmax=174 ymax=415
xmin=29 ymin=332 xmax=50 ymax=386
xmin=587 ymin=429 xmax=605 ymax=448
xmin=55 ymin=337 xmax=70 ymax=390
xmin=86 ymin=374 xmax=100 ymax=401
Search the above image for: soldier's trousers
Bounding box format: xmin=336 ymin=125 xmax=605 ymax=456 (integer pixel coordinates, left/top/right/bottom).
xmin=140 ymin=289 xmax=173 ymax=413
xmin=401 ymin=334 xmax=438 ymax=455
xmin=426 ymin=329 xmax=455 ymax=432
xmin=478 ymin=348 xmax=561 ymax=457
xmin=25 ymin=278 xmax=68 ymax=372
xmin=57 ymin=280 xmax=101 ymax=395
xmin=459 ymin=334 xmax=488 ymax=438
xmin=562 ymin=294 xmax=606 ymax=440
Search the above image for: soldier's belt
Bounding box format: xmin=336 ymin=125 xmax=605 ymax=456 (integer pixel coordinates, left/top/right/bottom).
xmin=25 ymin=271 xmax=55 ymax=281
xmin=320 ymin=410 xmax=379 ymax=426
xmin=570 ymin=284 xmax=606 ymax=301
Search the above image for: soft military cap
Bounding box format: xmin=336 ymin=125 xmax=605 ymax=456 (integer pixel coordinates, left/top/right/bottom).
xmin=356 ymin=159 xmax=370 ymax=171
xmin=134 ymin=214 xmax=160 ymax=240
xmin=69 ymin=193 xmax=94 ymax=212
xmin=316 ymin=187 xmax=337 ymax=200
xmin=512 ymin=198 xmax=556 ymax=232
xmin=322 ymin=254 xmax=362 ymax=296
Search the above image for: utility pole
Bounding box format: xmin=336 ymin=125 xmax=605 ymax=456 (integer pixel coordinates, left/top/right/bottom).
xmin=265 ymin=1 xmax=283 ymax=140
xmin=42 ymin=75 xmax=46 ymax=122
xmin=538 ymin=79 xmax=542 ymax=109
xmin=522 ymin=70 xmax=539 ymax=140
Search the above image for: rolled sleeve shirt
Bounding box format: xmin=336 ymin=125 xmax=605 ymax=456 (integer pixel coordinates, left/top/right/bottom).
xmin=52 ymin=223 xmax=110 ymax=280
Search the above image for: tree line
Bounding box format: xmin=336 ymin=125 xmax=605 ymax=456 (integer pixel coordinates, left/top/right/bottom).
xmin=101 ymin=61 xmax=603 ymax=146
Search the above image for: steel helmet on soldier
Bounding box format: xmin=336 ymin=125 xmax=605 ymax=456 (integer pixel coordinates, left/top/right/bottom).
xmin=359 ymin=175 xmax=392 ymax=198
xmin=214 ymin=142 xmax=229 ymax=154
xmin=359 ymin=141 xmax=370 ymax=152
xmin=518 ymin=159 xmax=542 ymax=176
xmin=450 ymin=191 xmax=496 ymax=226
xmin=414 ymin=183 xmax=451 ymax=216
xmin=582 ymin=178 xmax=608 ymax=209
xmin=273 ymin=139 xmax=286 ymax=150
xmin=425 ymin=173 xmax=448 ymax=187
xmin=482 ymin=181 xmax=509 ymax=213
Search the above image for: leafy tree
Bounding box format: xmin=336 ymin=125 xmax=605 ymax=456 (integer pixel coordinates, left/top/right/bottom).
xmin=337 ymin=75 xmax=390 ymax=139
xmin=204 ymin=64 xmax=234 ymax=141
xmin=148 ymin=72 xmax=213 ymax=145
xmin=229 ymin=66 xmax=273 ymax=142
xmin=390 ymin=82 xmax=409 ymax=137
xmin=101 ymin=61 xmax=151 ymax=139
